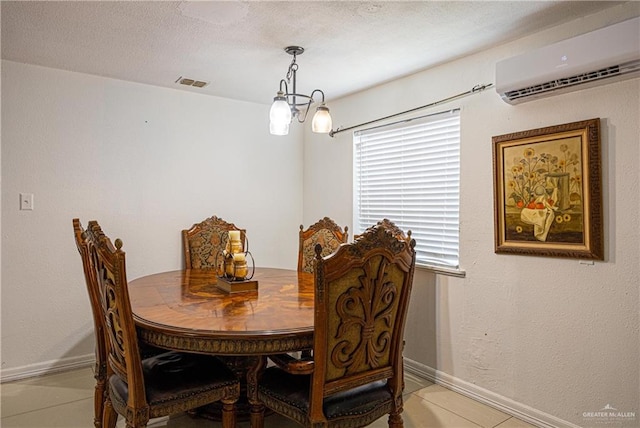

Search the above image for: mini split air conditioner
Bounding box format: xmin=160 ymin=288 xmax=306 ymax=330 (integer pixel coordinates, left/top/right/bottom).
xmin=496 ymin=16 xmax=640 ymax=104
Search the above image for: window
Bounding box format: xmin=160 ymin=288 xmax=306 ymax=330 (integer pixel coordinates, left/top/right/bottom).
xmin=353 ymin=109 xmax=461 ymax=270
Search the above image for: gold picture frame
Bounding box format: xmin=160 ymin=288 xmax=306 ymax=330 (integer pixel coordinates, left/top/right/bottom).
xmin=492 ymin=118 xmax=603 ymax=259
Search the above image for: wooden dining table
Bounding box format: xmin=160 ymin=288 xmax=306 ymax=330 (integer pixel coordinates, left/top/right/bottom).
xmin=129 ymin=267 xmax=315 ymax=425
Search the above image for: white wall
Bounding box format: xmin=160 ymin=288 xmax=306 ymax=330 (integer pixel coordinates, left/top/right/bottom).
xmin=304 ymin=4 xmax=639 ymax=427
xmin=1 ymin=61 xmax=303 ymax=377
xmin=1 ymin=3 xmax=638 ymax=426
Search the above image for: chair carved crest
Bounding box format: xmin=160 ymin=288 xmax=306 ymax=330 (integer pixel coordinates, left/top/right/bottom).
xmin=298 ymin=217 xmax=348 ymax=273
xmin=182 ymin=216 xmax=245 ymax=269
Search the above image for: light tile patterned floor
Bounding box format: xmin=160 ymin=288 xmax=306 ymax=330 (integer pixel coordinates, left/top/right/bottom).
xmin=0 ymin=368 xmax=538 ymax=427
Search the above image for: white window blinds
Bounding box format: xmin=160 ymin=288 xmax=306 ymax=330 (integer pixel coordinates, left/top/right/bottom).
xmin=353 ymin=110 xmax=460 ymax=268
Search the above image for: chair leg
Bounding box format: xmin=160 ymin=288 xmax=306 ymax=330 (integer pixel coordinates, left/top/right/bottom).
xmin=125 ymin=416 xmax=149 ymax=428
xmin=125 ymin=406 xmax=150 ymax=428
xmin=250 ymin=403 xmax=265 ymax=428
xmin=221 ymin=398 xmax=237 ymax=428
xmin=102 ymin=397 xmax=118 ymax=428
xmin=388 ymin=412 xmax=404 ymax=428
xmin=93 ymin=379 xmax=106 ymax=428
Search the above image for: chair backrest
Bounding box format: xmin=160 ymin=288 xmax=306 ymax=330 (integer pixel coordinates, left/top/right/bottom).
xmin=72 ymin=218 xmax=108 ymax=381
xmin=352 ymin=219 xmax=412 ymax=243
xmin=310 ymin=219 xmax=416 ymax=420
xmin=86 ymin=221 xmax=148 ymax=410
xmin=182 ymin=216 xmax=246 ymax=269
xmin=298 ymin=217 xmax=348 ymax=273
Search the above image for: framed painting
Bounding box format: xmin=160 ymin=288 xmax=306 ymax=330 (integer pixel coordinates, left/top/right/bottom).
xmin=492 ymin=118 xmax=603 ymax=259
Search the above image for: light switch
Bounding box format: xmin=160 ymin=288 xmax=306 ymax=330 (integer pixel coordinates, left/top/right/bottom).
xmin=20 ymin=193 xmax=34 ymax=210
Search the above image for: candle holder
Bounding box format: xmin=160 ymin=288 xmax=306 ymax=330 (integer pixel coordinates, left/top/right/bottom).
xmin=215 ymin=231 xmax=258 ymax=293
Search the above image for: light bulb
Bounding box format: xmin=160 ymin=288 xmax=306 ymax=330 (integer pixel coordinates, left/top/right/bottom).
xmin=311 ymin=104 xmax=332 ymax=133
xmin=269 ymin=92 xmax=292 ymax=131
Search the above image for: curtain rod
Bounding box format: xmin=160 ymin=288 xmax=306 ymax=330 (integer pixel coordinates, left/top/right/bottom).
xmin=329 ymin=83 xmax=493 ymax=137
xmin=353 ymin=108 xmax=460 ymax=135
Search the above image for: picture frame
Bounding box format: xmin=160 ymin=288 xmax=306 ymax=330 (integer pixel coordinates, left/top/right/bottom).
xmin=492 ymin=118 xmax=603 ymax=259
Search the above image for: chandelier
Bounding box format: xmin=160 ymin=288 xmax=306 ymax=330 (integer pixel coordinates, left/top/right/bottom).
xmin=269 ymin=46 xmax=332 ymax=136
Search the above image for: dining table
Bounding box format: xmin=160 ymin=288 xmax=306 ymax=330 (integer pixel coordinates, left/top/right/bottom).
xmin=128 ymin=267 xmax=315 ymax=426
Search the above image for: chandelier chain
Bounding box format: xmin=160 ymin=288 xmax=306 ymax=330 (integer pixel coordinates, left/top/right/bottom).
xmin=286 ymin=58 xmax=298 ymax=83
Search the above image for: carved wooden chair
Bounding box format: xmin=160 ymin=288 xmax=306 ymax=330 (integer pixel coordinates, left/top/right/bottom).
xmin=74 ymin=219 xmax=169 ymax=428
xmin=183 ymin=215 xmax=246 ymax=269
xmin=298 ymin=217 xmax=348 ymax=273
xmin=73 ymin=218 xmax=111 ymax=428
xmin=85 ymin=221 xmax=240 ymax=428
xmin=256 ymin=219 xmax=416 ymax=428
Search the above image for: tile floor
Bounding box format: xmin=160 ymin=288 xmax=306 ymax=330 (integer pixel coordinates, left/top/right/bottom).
xmin=1 ymin=367 xmax=537 ymax=427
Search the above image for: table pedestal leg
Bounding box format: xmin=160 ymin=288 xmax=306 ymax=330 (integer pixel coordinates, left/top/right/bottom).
xmin=247 ymin=356 xmax=266 ymax=428
xmin=189 ymin=355 xmax=268 ymax=423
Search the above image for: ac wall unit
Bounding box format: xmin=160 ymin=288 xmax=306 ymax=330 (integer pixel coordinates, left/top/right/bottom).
xmin=496 ymin=16 xmax=640 ymax=105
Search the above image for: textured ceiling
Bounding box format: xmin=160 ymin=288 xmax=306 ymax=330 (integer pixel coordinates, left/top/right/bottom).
xmin=1 ymin=1 xmax=626 ymax=105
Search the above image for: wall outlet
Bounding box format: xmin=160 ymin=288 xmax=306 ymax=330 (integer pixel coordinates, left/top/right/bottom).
xmin=20 ymin=193 xmax=34 ymax=210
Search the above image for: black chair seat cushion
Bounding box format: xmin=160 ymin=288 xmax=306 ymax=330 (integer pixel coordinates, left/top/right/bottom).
xmin=109 ymin=351 xmax=237 ymax=407
xmin=258 ymin=366 xmax=393 ymax=419
xmin=138 ymin=341 xmax=167 ymax=360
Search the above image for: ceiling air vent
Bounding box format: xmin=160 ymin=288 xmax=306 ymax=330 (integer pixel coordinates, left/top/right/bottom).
xmin=175 ymin=76 xmax=209 ymax=88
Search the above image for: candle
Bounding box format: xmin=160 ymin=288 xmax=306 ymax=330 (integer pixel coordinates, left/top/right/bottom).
xmin=228 ymin=230 xmax=241 ymax=241
xmin=225 ymin=258 xmax=234 ymax=277
xmin=230 ymin=240 xmax=242 ymax=254
xmin=233 ymin=252 xmax=246 ymax=262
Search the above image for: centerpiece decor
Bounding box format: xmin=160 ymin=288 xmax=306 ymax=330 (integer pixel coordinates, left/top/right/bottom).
xmin=215 ymin=230 xmax=258 ymax=293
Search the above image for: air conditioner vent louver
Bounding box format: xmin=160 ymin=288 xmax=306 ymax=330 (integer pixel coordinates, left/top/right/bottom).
xmin=503 ymin=60 xmax=640 ymax=102
xmin=496 ymin=17 xmax=640 ymax=105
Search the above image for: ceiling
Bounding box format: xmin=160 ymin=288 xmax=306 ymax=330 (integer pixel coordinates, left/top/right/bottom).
xmin=1 ymin=1 xmax=625 ymax=105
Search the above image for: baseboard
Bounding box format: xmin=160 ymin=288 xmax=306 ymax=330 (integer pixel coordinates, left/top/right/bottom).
xmin=404 ymin=358 xmax=582 ymax=428
xmin=0 ymin=353 xmax=94 ymax=383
